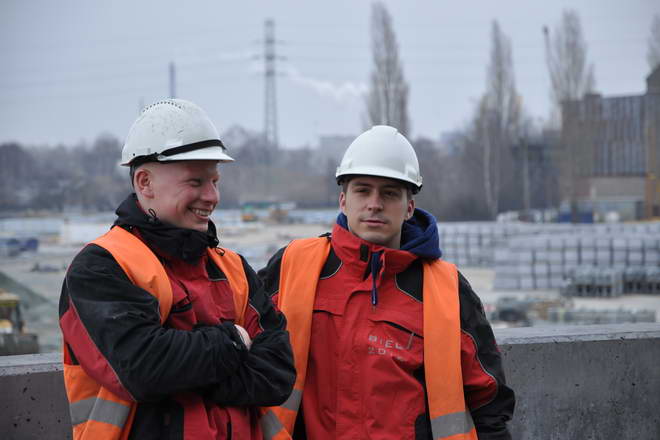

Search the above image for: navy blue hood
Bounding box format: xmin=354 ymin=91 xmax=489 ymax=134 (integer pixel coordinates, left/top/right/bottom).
xmin=336 ymin=207 xmax=442 ymax=260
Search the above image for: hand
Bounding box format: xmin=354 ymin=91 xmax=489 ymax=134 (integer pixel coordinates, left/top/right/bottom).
xmin=205 ymin=330 xmax=296 ymax=407
xmin=234 ymin=324 xmax=252 ymax=350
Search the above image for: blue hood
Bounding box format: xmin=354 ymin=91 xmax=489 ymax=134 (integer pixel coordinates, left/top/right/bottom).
xmin=336 ymin=208 xmax=442 ymax=260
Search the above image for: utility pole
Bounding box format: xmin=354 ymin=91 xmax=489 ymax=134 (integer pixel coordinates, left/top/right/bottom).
xmin=169 ymin=61 xmax=176 ymax=99
xmin=263 ymin=19 xmax=278 ymax=151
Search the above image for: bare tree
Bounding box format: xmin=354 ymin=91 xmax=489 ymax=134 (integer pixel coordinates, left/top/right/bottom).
xmin=544 ymin=10 xmax=597 ymax=222
xmin=648 ymin=14 xmax=660 ymax=70
xmin=476 ymin=21 xmax=522 ymax=219
xmin=543 ymin=9 xmax=596 ymax=127
xmin=365 ymin=2 xmax=410 ymax=136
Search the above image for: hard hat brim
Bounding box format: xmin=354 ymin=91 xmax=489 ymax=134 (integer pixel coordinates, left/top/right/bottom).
xmin=336 ymin=165 xmax=422 ymax=189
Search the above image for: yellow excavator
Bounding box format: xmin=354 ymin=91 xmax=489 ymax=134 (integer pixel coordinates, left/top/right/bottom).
xmin=0 ymin=289 xmax=39 ymax=355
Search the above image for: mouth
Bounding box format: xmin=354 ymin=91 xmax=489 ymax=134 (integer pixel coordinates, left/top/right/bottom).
xmin=361 ymin=218 xmax=387 ymax=226
xmin=190 ymin=208 xmax=212 ymax=219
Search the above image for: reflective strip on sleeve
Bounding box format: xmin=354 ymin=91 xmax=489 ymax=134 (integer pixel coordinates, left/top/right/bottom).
xmin=261 ymin=409 xmax=285 ymax=440
xmin=431 ymin=410 xmax=475 ymax=439
xmin=281 ymin=389 xmax=302 ymax=411
xmin=70 ymin=397 xmax=131 ymax=428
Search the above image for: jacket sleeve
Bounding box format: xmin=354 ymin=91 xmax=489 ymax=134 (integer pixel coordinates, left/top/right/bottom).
xmin=239 ymin=254 xmax=287 ymax=335
xmin=458 ymin=271 xmax=515 ymax=440
xmin=203 ymin=255 xmax=296 ymax=407
xmin=257 ymin=245 xmax=287 ymax=298
xmin=59 ymin=244 xmax=249 ymax=403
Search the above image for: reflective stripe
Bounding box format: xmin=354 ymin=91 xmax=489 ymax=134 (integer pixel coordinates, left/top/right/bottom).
xmin=261 ymin=409 xmax=285 ymax=440
xmin=281 ymin=389 xmax=302 ymax=412
xmin=70 ymin=397 xmax=130 ymax=428
xmin=430 ymin=410 xmax=475 ymax=439
xmin=70 ymin=397 xmax=95 ymax=426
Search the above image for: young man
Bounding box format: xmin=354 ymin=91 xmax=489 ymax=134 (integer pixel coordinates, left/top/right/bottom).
xmin=259 ymin=125 xmax=514 ymax=440
xmin=59 ymin=99 xmax=295 ymax=440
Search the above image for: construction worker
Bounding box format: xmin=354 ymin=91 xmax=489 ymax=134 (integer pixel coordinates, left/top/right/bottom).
xmin=258 ymin=125 xmax=515 ymax=439
xmin=59 ymin=99 xmax=295 ymax=440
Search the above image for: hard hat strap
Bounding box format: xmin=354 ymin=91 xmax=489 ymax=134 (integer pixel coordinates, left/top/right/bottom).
xmin=160 ymin=139 xmax=227 ymax=157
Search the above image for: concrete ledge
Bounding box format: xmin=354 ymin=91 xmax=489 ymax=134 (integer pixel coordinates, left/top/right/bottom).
xmin=0 ymin=353 xmax=69 ymax=440
xmin=1 ymin=324 xmax=660 ymax=439
xmin=494 ymin=322 xmax=660 ymax=344
xmin=496 ymin=323 xmax=660 ymax=440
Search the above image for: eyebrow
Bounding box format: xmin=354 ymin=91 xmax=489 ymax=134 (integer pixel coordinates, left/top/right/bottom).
xmin=352 ymin=182 xmax=402 ymax=191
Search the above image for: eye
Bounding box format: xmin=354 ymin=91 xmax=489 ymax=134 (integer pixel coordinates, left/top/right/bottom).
xmin=189 ymin=179 xmax=201 ymax=187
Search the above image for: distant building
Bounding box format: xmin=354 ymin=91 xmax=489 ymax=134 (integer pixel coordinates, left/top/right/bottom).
xmin=511 ymin=130 xmax=561 ymax=212
xmin=317 ymin=135 xmax=355 ymax=169
xmin=561 ymin=65 xmax=660 ymax=221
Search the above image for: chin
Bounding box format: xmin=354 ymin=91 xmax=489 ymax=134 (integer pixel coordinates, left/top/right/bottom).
xmin=359 ymin=232 xmax=388 ymax=246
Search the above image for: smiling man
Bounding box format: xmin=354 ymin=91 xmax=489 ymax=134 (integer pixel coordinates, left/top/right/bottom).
xmin=258 ymin=125 xmax=514 ymax=440
xmin=59 ymin=99 xmax=295 ymax=440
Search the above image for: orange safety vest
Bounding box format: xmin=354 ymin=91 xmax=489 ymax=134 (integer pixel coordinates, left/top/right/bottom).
xmin=62 ymin=226 xmax=249 ymax=440
xmin=260 ymin=237 xmax=477 ymax=440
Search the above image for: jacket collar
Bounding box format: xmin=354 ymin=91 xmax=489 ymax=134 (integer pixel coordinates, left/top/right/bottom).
xmin=331 ymin=218 xmax=416 ymax=279
xmin=333 ymin=208 xmax=442 ymax=266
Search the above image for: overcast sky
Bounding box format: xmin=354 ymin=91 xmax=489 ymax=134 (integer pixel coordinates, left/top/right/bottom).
xmin=1 ymin=0 xmax=658 ymax=150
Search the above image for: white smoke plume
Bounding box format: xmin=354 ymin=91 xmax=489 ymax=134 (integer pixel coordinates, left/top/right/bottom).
xmin=282 ymin=64 xmax=367 ymax=103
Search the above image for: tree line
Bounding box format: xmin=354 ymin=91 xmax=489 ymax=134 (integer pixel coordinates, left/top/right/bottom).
xmin=0 ymin=125 xmax=559 ymax=221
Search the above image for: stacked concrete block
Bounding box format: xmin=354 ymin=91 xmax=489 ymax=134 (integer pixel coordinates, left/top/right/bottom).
xmin=580 ymin=237 xmax=597 ymax=266
xmin=644 ymin=236 xmax=660 ymax=265
xmin=547 ymin=307 xmax=656 ymax=324
xmin=493 ymin=223 xmax=660 ymax=294
xmin=646 ymin=267 xmax=660 ymax=294
xmin=623 ymin=266 xmax=647 ymax=293
xmin=595 ymin=237 xmax=613 ymax=266
xmin=627 ymin=237 xmax=644 ymax=266
xmin=442 ymin=221 xmax=660 ymax=294
xmin=438 ymin=222 xmax=537 ymax=268
xmin=492 ymin=247 xmax=518 ymax=290
xmin=612 ymin=237 xmax=629 ymax=268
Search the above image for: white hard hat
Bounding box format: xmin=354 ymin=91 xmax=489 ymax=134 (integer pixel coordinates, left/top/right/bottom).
xmin=336 ymin=125 xmax=422 ymax=193
xmin=121 ymin=99 xmax=234 ymax=166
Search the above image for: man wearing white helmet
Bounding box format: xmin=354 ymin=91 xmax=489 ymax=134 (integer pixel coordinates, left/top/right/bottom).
xmin=259 ymin=126 xmax=514 ymax=439
xmin=59 ymin=99 xmax=295 ymax=440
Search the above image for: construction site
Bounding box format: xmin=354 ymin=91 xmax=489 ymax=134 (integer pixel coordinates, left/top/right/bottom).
xmin=2 ymin=4 xmax=660 ymax=438
xmin=1 ymin=213 xmax=659 ymax=355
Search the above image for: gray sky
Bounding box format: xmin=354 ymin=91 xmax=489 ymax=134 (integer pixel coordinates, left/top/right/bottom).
xmin=1 ymin=0 xmax=658 ymax=149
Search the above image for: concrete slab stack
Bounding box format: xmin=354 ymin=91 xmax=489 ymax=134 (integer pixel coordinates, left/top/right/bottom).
xmin=469 ymin=221 xmax=660 ymax=294
xmin=546 ymin=307 xmax=656 ymax=324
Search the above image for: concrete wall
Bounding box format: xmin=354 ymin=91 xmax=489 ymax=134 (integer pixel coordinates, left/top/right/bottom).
xmin=2 ymin=324 xmax=660 ymax=439
xmin=0 ymin=353 xmax=70 ymax=440
xmin=497 ymin=323 xmax=660 ymax=439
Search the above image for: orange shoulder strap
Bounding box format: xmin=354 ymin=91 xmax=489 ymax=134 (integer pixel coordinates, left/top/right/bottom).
xmin=207 ymin=248 xmax=250 ymax=326
xmin=260 ymin=236 xmax=331 ymax=439
xmin=278 ymin=236 xmax=331 ymax=393
xmin=423 ymin=260 xmax=477 ymax=440
xmin=92 ymin=226 xmax=172 ymax=323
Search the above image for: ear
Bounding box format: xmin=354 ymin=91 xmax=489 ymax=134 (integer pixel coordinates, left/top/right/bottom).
xmin=405 ymin=198 xmax=415 ymax=220
xmin=134 ymin=168 xmax=155 ymax=199
xmin=339 ymin=191 xmax=347 ymax=215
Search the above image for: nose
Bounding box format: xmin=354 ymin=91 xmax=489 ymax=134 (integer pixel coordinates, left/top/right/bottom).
xmin=201 ymin=181 xmax=219 ymax=205
xmin=366 ymin=192 xmax=383 ymax=211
